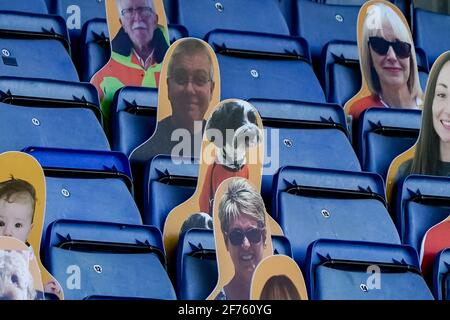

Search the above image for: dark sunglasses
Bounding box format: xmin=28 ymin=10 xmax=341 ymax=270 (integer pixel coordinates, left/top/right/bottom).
xmin=226 ymin=228 xmax=264 ymax=246
xmin=368 ymin=36 xmax=411 ymax=59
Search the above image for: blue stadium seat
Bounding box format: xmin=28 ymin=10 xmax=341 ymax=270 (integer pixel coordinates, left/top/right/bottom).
xmin=144 ymin=155 xmax=198 ymax=231
xmin=0 ymin=0 xmax=48 ymax=13
xmin=51 ymin=0 xmax=106 ymax=72
xmin=207 ymin=30 xmax=326 ymax=103
xmin=250 ymin=98 xmax=360 ymax=209
xmin=174 ymin=0 xmax=289 ymax=39
xmin=416 ymin=47 xmax=430 ymax=89
xmin=176 ymin=228 xmax=294 ymax=300
xmin=321 ymin=41 xmax=360 ymax=106
xmin=305 ymin=239 xmax=434 ymax=300
xmin=46 ymin=220 xmax=176 ymax=300
xmin=414 ymin=8 xmax=450 ymax=68
xmin=432 ymin=248 xmax=450 ymax=300
xmin=168 ymin=24 xmax=189 ymax=43
xmin=395 ymin=175 xmax=450 ymax=252
xmin=273 ymin=166 xmax=400 ymax=267
xmin=358 ymin=108 xmax=421 ymax=179
xmin=80 ymin=18 xmax=110 ymax=82
xmin=294 ymin=1 xmax=359 ymax=63
xmin=0 ymin=11 xmax=77 ymax=81
xmin=176 ymin=228 xmax=217 ymax=300
xmin=111 ymin=86 xmax=158 ymax=157
xmin=0 ymin=78 xmax=109 ymax=152
xmin=24 ymin=147 xmax=140 ymax=258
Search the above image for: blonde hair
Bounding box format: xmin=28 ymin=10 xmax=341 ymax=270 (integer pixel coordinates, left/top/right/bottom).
xmin=360 ymin=3 xmax=422 ymax=98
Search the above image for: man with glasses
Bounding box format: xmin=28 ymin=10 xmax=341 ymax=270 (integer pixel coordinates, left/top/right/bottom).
xmin=91 ymin=0 xmax=169 ymax=136
xmin=131 ymin=38 xmax=215 ymax=161
xmin=214 ymin=178 xmax=268 ymax=300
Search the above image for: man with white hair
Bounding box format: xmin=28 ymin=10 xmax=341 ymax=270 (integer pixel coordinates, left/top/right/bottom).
xmin=91 ymin=0 xmax=169 ymax=136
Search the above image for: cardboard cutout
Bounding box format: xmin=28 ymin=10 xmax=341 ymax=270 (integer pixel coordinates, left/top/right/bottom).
xmin=250 ymin=255 xmax=308 ymax=300
xmin=129 ymin=37 xmax=221 ymax=210
xmin=0 ymin=237 xmax=44 ymax=300
xmin=386 ymin=51 xmax=450 ymax=204
xmin=420 ymin=216 xmax=450 ymax=281
xmin=130 ymin=37 xmax=221 ymax=162
xmin=0 ymin=152 xmax=63 ymax=299
xmin=343 ymin=0 xmax=423 ymax=122
xmin=90 ymin=0 xmax=169 ymax=133
xmin=163 ymin=99 xmax=283 ymax=274
xmin=207 ymin=177 xmax=273 ymax=300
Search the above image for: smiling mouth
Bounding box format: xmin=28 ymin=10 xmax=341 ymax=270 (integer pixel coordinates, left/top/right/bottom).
xmin=441 ymin=120 xmax=450 ymax=129
xmin=241 ymin=254 xmax=254 ymax=261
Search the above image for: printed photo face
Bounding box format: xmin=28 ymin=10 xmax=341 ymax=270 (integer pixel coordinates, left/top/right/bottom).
xmin=250 ymin=255 xmax=308 ymax=300
xmin=344 ymin=0 xmax=422 ymax=121
xmin=207 ymin=177 xmax=273 ymax=301
xmin=90 ymin=0 xmax=170 ymax=134
xmin=0 ymin=152 xmax=64 ymax=300
xmin=432 ymin=61 xmax=450 ymax=145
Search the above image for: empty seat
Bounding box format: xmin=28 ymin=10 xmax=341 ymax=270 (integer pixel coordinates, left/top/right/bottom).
xmin=250 ymin=98 xmax=360 ymax=209
xmin=358 ymin=107 xmax=421 ymax=179
xmin=414 ymin=8 xmax=450 ymax=68
xmin=46 ymin=220 xmax=176 ymax=300
xmin=176 ymin=228 xmax=293 ymax=300
xmin=168 ymin=24 xmax=189 ymax=43
xmin=305 ymin=239 xmax=434 ymax=300
xmin=0 ymin=0 xmax=48 ymax=13
xmin=24 ymin=147 xmax=139 ymax=257
xmin=0 ymin=11 xmax=77 ymax=81
xmin=174 ymin=0 xmax=289 ymax=39
xmin=111 ymin=86 xmax=158 ymax=157
xmin=273 ymin=166 xmax=400 ymax=267
xmin=432 ymin=248 xmax=450 ymax=300
xmin=0 ymin=77 xmax=109 ymax=152
xmin=144 ymin=155 xmax=198 ymax=230
xmin=416 ymin=47 xmax=430 ymax=89
xmin=294 ymin=1 xmax=359 ymax=63
xmin=80 ymin=18 xmax=110 ymax=82
xmin=321 ymin=41 xmax=361 ymax=106
xmin=208 ymin=30 xmax=326 ymax=103
xmin=176 ymin=228 xmax=217 ymax=300
xmin=395 ymin=174 xmax=450 ymax=252
xmin=51 ymin=0 xmax=106 ymax=72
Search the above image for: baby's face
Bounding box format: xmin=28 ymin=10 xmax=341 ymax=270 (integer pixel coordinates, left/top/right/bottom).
xmin=0 ymin=197 xmax=33 ymax=242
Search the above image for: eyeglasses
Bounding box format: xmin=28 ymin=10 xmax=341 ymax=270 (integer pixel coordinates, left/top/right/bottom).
xmin=169 ymin=71 xmax=211 ymax=87
xmin=121 ymin=6 xmax=154 ymax=19
xmin=226 ymin=228 xmax=264 ymax=246
xmin=368 ymin=36 xmax=411 ymax=59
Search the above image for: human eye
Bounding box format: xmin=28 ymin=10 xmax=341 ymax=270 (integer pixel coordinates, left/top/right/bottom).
xmin=0 ymin=220 xmax=4 ymax=227
xmin=15 ymin=223 xmax=23 ymax=228
xmin=436 ymin=91 xmax=447 ymax=99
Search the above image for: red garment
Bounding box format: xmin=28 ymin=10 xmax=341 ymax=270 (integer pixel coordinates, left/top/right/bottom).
xmin=420 ymin=218 xmax=450 ymax=281
xmin=199 ymin=162 xmax=249 ymax=214
xmin=348 ymin=95 xmax=383 ymax=121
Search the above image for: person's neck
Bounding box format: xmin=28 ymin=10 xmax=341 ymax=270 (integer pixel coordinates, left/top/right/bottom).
xmin=440 ymin=141 xmax=450 ymax=162
xmin=224 ymin=276 xmax=251 ymax=300
xmin=134 ymin=44 xmax=153 ymax=62
xmin=379 ymin=85 xmax=416 ymax=108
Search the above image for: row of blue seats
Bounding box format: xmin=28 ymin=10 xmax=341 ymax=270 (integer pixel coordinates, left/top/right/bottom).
xmin=18 ymin=145 xmax=449 ymax=300
xmin=4 ymin=1 xmax=445 ymax=96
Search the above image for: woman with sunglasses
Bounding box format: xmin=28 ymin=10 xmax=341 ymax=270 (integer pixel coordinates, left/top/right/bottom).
xmin=348 ymin=2 xmax=423 ymax=122
xmin=215 ymin=178 xmax=267 ymax=300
